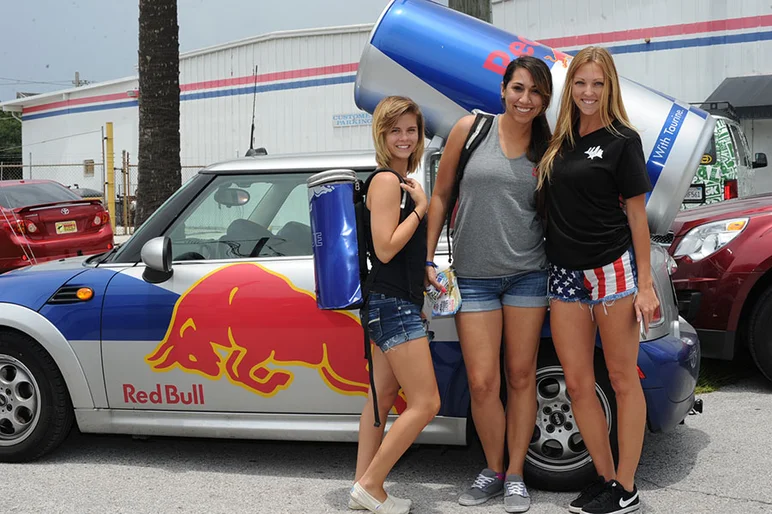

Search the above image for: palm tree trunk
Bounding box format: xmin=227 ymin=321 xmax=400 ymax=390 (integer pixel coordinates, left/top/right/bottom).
xmin=135 ymin=0 xmax=181 ymax=227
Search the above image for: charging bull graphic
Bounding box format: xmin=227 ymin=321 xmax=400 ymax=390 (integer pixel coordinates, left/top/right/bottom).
xmin=146 ymin=263 xmax=407 ymax=413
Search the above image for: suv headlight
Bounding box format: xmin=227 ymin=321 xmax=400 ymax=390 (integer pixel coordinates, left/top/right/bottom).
xmin=673 ymin=218 xmax=749 ymax=262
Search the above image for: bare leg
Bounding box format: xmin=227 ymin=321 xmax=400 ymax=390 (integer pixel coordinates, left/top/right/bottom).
xmin=595 ymin=296 xmax=646 ymax=491
xmin=456 ymin=310 xmax=506 ymax=473
xmin=550 ymin=300 xmax=615 ymax=482
xmin=355 ymin=344 xmax=401 ymax=482
xmin=502 ymin=305 xmax=546 ymax=476
xmin=357 ymin=337 xmax=441 ymax=500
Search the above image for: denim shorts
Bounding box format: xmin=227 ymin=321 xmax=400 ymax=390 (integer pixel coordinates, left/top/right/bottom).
xmin=548 ymin=247 xmax=638 ymax=306
xmin=456 ymin=270 xmax=549 ymax=312
xmin=366 ymin=293 xmax=428 ymax=352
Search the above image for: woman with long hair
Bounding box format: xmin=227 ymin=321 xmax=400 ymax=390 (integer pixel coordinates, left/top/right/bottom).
xmin=538 ymin=46 xmax=658 ymax=514
xmin=350 ymin=96 xmax=440 ymax=514
xmin=424 ymin=55 xmax=553 ymax=513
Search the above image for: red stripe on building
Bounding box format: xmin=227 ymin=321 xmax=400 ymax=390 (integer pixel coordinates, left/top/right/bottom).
xmin=24 ymin=92 xmax=133 ymax=114
xmin=538 ymin=14 xmax=772 ymax=48
xmin=180 ymin=62 xmax=359 ymax=92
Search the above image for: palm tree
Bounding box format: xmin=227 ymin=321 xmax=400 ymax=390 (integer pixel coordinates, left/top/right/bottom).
xmin=135 ymin=0 xmax=181 ymax=227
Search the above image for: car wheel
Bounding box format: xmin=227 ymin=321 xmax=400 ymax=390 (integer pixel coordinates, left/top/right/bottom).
xmin=0 ymin=330 xmax=74 ymax=462
xmin=523 ymin=348 xmax=618 ymax=491
xmin=748 ymin=287 xmax=772 ymax=382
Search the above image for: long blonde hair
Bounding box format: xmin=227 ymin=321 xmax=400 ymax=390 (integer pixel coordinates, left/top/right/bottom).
xmin=372 ymin=96 xmax=426 ymax=174
xmin=538 ymin=46 xmax=632 ymax=189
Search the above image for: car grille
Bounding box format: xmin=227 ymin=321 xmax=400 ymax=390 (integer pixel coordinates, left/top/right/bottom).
xmin=651 ymin=232 xmax=674 ymax=246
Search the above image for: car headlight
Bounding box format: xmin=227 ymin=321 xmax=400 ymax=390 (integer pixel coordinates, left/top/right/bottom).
xmin=673 ymin=218 xmax=749 ymax=261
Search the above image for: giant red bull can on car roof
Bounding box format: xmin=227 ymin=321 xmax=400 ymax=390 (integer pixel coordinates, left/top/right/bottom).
xmin=355 ymin=0 xmax=716 ymax=235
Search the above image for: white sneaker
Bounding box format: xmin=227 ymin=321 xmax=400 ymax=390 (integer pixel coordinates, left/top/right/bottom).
xmin=350 ymin=483 xmax=411 ymax=514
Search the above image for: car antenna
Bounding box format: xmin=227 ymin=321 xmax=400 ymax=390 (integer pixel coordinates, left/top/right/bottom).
xmin=245 ymin=65 xmax=266 ymax=157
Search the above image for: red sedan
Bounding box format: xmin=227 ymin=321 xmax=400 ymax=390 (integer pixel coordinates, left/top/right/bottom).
xmin=669 ymin=193 xmax=772 ymax=380
xmin=0 ymin=180 xmax=113 ymax=273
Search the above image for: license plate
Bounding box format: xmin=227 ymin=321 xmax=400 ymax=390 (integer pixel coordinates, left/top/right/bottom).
xmin=55 ymin=221 xmax=78 ymax=234
xmin=683 ymin=185 xmax=705 ymax=203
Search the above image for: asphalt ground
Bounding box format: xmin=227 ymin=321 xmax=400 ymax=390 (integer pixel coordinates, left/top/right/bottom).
xmin=3 ymin=371 xmax=772 ymax=514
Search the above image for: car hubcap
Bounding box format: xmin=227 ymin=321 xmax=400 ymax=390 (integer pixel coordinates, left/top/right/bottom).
xmin=0 ymin=355 xmax=41 ymax=446
xmin=526 ymin=365 xmax=613 ymax=473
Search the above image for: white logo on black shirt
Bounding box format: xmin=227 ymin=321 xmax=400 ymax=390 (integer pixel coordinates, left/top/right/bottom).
xmin=585 ymin=146 xmax=604 ymax=160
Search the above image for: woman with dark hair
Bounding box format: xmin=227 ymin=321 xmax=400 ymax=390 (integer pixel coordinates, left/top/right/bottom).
xmin=424 ymin=56 xmax=554 ymax=513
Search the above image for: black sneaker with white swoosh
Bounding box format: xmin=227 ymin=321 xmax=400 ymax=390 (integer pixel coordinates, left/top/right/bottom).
xmin=581 ymin=480 xmax=640 ymax=514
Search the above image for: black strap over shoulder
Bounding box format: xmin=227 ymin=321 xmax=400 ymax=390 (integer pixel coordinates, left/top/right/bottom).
xmin=445 ymin=113 xmax=494 ymax=264
xmin=358 ymin=167 xmax=407 ymax=428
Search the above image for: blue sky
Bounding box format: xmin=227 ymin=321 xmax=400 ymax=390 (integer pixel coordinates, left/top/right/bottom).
xmin=0 ymin=0 xmax=448 ymax=102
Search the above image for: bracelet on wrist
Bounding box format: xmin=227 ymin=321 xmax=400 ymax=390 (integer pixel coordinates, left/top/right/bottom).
xmin=425 ymin=261 xmax=437 ymax=268
xmin=411 ymin=209 xmax=423 ymax=222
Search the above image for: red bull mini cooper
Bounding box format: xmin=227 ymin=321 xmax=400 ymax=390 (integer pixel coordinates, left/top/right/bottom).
xmin=0 ymin=0 xmax=702 ymax=491
xmin=0 ymin=148 xmax=700 ymax=491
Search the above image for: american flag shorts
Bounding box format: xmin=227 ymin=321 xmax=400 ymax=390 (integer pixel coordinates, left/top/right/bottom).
xmin=548 ymin=248 xmax=638 ymax=305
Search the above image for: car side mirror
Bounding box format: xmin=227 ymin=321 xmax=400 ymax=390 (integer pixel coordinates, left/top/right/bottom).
xmin=753 ymin=152 xmax=767 ymax=169
xmin=141 ymin=236 xmax=173 ymax=283
xmin=214 ymin=187 xmax=250 ymax=207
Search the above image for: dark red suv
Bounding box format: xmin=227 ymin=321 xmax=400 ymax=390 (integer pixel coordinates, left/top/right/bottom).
xmin=0 ymin=180 xmax=114 ymax=273
xmin=669 ymin=193 xmax=772 ymax=380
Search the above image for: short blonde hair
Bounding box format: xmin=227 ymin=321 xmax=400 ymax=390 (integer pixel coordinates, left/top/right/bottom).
xmin=538 ymin=46 xmax=633 ymax=189
xmin=372 ymin=96 xmax=425 ymax=174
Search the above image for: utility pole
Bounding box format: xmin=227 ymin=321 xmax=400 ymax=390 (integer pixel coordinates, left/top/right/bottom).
xmin=449 ymin=0 xmax=491 ymax=22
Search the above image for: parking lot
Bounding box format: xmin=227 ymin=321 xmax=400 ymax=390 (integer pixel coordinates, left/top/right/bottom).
xmin=1 ymin=371 xmax=770 ymax=514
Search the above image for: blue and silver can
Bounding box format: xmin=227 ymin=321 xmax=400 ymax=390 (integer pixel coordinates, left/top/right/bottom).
xmin=307 ymin=170 xmax=362 ymax=310
xmin=355 ymin=0 xmax=716 ymax=235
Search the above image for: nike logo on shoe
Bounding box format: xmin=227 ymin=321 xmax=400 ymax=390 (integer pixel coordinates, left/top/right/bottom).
xmin=619 ymin=490 xmax=639 ymax=508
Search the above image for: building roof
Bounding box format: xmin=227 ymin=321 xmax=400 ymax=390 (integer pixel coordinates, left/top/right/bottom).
xmin=704 ymin=75 xmax=772 ymax=119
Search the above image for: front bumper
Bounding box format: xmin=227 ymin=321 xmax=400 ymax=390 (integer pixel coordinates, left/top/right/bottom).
xmin=639 ymin=318 xmax=701 ymax=432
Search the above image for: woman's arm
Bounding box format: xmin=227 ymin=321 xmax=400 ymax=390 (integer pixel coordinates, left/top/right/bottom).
xmin=425 ymin=115 xmax=476 ymax=263
xmin=369 ymin=173 xmax=426 ymax=264
xmin=625 ymin=194 xmax=659 ymax=331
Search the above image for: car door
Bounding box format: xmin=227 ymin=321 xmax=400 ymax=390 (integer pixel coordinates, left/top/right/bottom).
xmin=101 ymin=170 xmax=375 ymax=415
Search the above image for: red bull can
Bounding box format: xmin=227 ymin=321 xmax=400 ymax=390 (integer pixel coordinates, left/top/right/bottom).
xmin=355 ymin=0 xmax=716 ymax=235
xmin=307 ymin=170 xmax=363 ymax=310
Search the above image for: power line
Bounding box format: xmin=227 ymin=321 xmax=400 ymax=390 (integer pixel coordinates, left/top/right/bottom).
xmin=0 ymin=129 xmax=102 ymax=154
xmin=0 ymin=76 xmax=74 ymax=86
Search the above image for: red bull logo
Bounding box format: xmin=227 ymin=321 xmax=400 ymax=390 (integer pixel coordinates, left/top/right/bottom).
xmin=484 ymin=35 xmax=571 ymax=76
xmin=145 ymin=263 xmax=406 ymax=413
xmin=123 ymin=383 xmax=205 ymax=405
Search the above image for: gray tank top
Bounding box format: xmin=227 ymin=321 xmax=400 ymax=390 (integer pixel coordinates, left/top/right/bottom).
xmin=452 ymin=115 xmax=547 ymax=278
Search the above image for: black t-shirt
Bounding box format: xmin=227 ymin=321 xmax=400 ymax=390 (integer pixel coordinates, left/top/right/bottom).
xmin=545 ymin=120 xmax=651 ymax=270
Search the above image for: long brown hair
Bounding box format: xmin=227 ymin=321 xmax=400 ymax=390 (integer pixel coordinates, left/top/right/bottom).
xmin=502 ymin=55 xmax=553 ymax=163
xmin=538 ymin=46 xmax=632 ymax=189
xmin=372 ymin=96 xmax=426 ymax=174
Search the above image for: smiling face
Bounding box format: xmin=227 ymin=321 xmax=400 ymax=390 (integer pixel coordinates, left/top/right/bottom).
xmin=501 ymin=67 xmax=544 ymax=125
xmin=385 ymin=112 xmax=419 ymax=164
xmin=571 ymin=62 xmax=606 ymax=120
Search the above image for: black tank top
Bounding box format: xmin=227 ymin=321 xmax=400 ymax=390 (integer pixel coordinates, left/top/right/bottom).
xmin=363 ymin=169 xmax=427 ymax=306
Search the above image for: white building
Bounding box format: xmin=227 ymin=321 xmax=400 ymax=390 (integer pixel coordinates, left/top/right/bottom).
xmin=2 ymin=0 xmax=771 ymax=193
xmin=0 ymin=24 xmax=375 ymax=191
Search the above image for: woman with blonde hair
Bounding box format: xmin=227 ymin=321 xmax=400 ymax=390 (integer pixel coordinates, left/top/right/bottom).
xmin=349 ymin=95 xmax=440 ymax=514
xmin=538 ymin=46 xmax=658 ymax=514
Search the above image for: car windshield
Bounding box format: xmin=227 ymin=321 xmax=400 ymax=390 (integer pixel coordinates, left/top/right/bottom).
xmin=0 ymin=182 xmax=81 ymax=209
xmin=109 ymin=174 xmax=202 ymax=262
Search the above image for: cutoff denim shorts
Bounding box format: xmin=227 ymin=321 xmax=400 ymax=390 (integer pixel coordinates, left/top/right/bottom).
xmin=548 ymin=247 xmax=638 ymax=306
xmin=366 ymin=293 xmax=429 ymax=352
xmin=456 ymin=270 xmax=549 ymax=312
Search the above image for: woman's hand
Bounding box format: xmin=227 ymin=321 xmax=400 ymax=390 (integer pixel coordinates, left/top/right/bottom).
xmin=400 ymin=178 xmax=427 ymax=213
xmin=424 ymin=264 xmax=445 ymax=293
xmin=634 ymin=284 xmax=660 ymax=335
